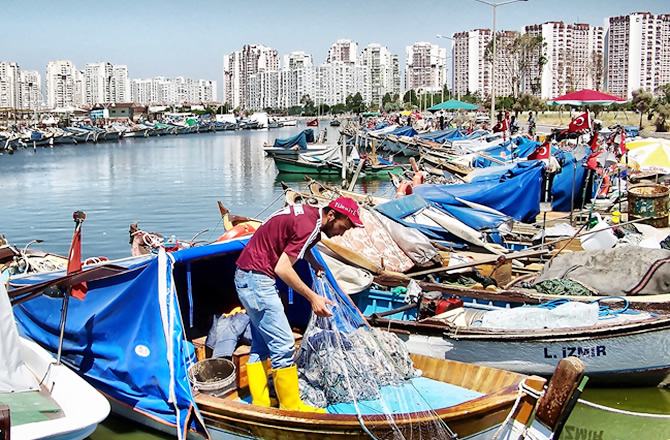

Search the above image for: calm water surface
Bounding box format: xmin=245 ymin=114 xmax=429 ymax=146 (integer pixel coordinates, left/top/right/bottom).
xmin=1 ymin=126 xmax=668 ymax=439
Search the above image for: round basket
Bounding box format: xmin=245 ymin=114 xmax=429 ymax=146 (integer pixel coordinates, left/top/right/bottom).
xmin=188 ymin=358 xmax=236 ymax=396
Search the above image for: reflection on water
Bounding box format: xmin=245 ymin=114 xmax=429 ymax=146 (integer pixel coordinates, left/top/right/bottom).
xmin=1 ymin=126 xmax=394 ymax=260
xmin=2 ymin=128 xmax=668 ymax=438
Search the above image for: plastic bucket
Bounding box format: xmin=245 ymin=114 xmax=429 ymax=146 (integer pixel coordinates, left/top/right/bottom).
xmin=628 ymin=184 xmax=669 ymax=228
xmin=188 ymin=358 xmax=236 ymax=396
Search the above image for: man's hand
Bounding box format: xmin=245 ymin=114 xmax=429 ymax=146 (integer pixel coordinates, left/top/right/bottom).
xmin=310 ymin=294 xmax=335 ymax=318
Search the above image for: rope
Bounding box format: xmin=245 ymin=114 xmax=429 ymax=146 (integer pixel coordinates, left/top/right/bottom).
xmin=578 ymin=398 xmax=670 ymax=419
xmin=254 ymin=191 xmax=287 ymax=219
xmin=491 ymin=378 xmax=543 ymax=440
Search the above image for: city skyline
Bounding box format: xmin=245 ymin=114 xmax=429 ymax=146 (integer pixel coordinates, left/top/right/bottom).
xmin=2 ymin=0 xmax=668 ymax=94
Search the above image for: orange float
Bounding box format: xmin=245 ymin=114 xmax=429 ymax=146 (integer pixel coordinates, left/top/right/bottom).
xmin=216 ymin=223 xmax=257 ymax=242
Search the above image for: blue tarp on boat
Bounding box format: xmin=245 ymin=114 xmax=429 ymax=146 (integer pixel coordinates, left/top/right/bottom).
xmin=13 ymin=252 xmax=208 ymax=438
xmin=387 ymin=126 xmax=417 ymax=137
xmin=417 ymin=128 xmax=468 ymax=144
xmin=414 ymin=161 xmax=544 ymax=223
xmin=273 ymin=129 xmax=315 ymax=149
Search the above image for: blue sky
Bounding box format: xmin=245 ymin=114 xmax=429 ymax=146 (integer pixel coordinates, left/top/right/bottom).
xmin=1 ymin=0 xmax=667 ymax=94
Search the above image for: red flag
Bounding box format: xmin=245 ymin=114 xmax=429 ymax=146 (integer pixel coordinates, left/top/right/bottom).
xmin=67 ymin=212 xmax=87 ymax=300
xmin=619 ymin=130 xmax=627 ymax=155
xmin=306 ymin=118 xmax=318 ymax=127
xmin=492 ymin=118 xmax=508 ymax=133
xmin=568 ymin=112 xmax=591 ymax=132
xmin=589 ymin=133 xmax=600 ymax=152
xmin=528 ymin=141 xmax=551 ymax=160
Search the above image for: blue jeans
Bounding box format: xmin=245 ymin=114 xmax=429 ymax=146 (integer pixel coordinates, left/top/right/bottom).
xmin=234 ymin=268 xmax=295 ymax=369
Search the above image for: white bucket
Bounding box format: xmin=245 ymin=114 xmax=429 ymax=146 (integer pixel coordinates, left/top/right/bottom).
xmin=188 ymin=358 xmax=236 ymax=396
xmin=580 ymin=214 xmax=617 ymax=251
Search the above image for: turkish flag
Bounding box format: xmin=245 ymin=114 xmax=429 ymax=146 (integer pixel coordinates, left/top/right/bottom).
xmin=568 ymin=112 xmax=591 ymax=132
xmin=492 ymin=119 xmax=508 ymax=133
xmin=306 ymin=118 xmax=319 ymax=127
xmin=528 ymin=141 xmax=551 ymax=160
xmin=67 ymin=221 xmax=87 ymax=300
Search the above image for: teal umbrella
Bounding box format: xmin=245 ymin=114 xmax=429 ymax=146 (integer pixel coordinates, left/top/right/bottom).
xmin=428 ymin=99 xmax=478 ymax=112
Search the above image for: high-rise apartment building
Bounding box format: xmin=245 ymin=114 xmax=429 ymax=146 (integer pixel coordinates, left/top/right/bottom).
xmin=282 ymin=52 xmax=317 ymax=108
xmin=45 ymin=60 xmax=79 ymax=109
xmin=405 ymin=42 xmax=447 ymax=94
xmin=360 ymin=43 xmax=401 ymax=108
xmin=0 ymin=61 xmax=21 ymax=108
xmin=20 ymin=70 xmax=42 ymax=110
xmin=327 ymin=40 xmax=358 ymax=64
xmin=223 ymin=45 xmax=279 ymax=110
xmin=524 ymin=22 xmax=604 ymax=99
xmin=84 ymin=62 xmax=131 ymax=105
xmin=605 ymin=12 xmax=670 ymax=98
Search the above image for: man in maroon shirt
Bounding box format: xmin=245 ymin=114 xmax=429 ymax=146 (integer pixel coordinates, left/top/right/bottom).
xmin=235 ymin=197 xmax=363 ymax=412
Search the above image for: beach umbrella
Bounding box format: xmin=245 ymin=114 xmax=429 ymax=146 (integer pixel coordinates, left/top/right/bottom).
xmin=428 ymin=99 xmax=478 ymax=112
xmin=547 ymin=89 xmax=628 ymax=106
xmin=624 ymin=138 xmax=670 ymax=173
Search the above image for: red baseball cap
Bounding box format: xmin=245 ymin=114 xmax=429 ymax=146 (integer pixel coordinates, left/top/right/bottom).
xmin=328 ymin=197 xmax=364 ymax=227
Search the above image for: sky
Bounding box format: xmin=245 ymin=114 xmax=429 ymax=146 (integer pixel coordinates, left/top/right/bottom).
xmin=1 ymin=0 xmax=667 ymax=99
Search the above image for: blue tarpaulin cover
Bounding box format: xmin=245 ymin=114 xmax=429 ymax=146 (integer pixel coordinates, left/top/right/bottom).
xmin=273 ymin=129 xmax=315 ymax=149
xmin=417 ymin=128 xmax=468 ymax=144
xmin=414 ymin=161 xmax=544 ymax=223
xmin=387 ymin=126 xmax=417 ymax=137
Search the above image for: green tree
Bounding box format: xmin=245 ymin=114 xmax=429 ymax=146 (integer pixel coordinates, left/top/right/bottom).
xmin=631 ymin=88 xmax=654 ymax=130
xmin=345 ymin=92 xmax=365 ymax=114
xmin=485 ymin=33 xmax=546 ymax=98
xmin=654 ymin=104 xmax=670 ymax=132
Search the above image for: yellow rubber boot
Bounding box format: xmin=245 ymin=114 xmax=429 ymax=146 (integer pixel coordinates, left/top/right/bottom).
xmin=272 ymin=365 xmax=326 ymax=413
xmin=246 ymin=361 xmax=271 ymax=407
xmin=261 ymin=359 xmax=279 ymax=407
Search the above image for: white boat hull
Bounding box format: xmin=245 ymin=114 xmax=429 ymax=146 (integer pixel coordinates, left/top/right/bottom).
xmin=10 ymin=339 xmax=110 ymax=440
xmin=398 ymin=322 xmax=670 ymax=386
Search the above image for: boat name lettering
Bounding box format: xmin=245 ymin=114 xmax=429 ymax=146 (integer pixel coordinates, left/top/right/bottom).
xmin=543 ymin=345 xmax=606 ymax=359
xmin=562 ymin=426 xmax=604 ymax=440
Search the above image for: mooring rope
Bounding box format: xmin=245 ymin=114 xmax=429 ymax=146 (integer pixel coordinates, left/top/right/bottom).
xmin=578 ymin=398 xmax=670 ymax=419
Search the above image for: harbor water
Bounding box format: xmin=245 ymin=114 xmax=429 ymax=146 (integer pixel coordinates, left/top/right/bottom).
xmin=1 ymin=125 xmax=669 ymax=439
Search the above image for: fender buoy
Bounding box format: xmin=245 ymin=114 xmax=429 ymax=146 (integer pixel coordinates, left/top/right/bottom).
xmin=412 ymin=171 xmax=425 ymax=187
xmin=395 ymin=180 xmax=414 ymax=198
xmin=216 ymin=223 xmax=256 ymax=242
xmin=598 ymin=174 xmax=611 ymax=197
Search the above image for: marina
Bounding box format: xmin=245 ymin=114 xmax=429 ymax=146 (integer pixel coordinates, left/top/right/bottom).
xmin=2 ymin=123 xmax=670 ymax=439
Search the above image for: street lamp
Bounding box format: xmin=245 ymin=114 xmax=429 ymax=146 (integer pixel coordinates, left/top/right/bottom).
xmin=473 ymin=0 xmax=529 ymax=123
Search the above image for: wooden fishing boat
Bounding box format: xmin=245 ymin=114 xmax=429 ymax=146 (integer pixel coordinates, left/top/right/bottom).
xmin=195 ymin=351 xmax=583 ymax=440
xmin=8 ymin=234 xmax=584 ymax=440
xmin=359 ymin=286 xmax=670 ymax=387
xmin=273 ymin=155 xmax=404 ymax=177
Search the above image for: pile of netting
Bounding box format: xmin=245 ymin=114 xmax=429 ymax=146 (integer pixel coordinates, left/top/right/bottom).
xmin=295 ymin=274 xmax=455 ymax=440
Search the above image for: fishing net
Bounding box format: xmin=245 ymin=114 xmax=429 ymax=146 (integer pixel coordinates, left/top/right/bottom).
xmin=295 ymin=275 xmax=455 ymax=440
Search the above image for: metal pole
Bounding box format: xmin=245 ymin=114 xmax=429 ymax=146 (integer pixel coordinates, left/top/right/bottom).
xmin=491 ymin=4 xmax=497 ymax=123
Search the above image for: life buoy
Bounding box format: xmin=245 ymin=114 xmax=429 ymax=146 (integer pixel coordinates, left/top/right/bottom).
xmin=412 ymin=172 xmax=425 ymax=187
xmin=395 ymin=180 xmax=414 ymax=198
xmin=216 ymin=223 xmax=256 ymax=242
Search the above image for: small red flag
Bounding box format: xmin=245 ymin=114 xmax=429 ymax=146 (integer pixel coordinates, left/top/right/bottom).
xmin=493 ymin=119 xmax=508 ymax=133
xmin=528 ymin=141 xmax=551 ymax=160
xmin=619 ymin=130 xmax=627 ymax=155
xmin=306 ymin=118 xmax=319 ymax=127
xmin=67 ymin=213 xmax=87 ymax=300
xmin=568 ymin=112 xmax=591 ymax=132
xmin=589 ymin=133 xmax=600 ymax=152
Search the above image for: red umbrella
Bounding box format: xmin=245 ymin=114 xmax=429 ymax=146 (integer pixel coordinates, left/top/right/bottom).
xmin=547 ymin=89 xmax=628 ymax=106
